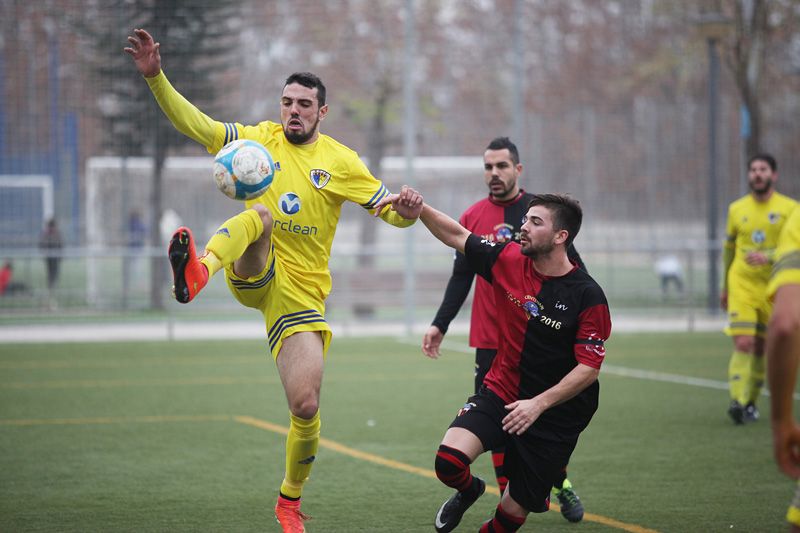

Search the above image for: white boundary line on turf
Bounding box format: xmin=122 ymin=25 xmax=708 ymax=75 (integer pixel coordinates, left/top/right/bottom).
xmin=396 ymin=338 xmax=800 ymax=401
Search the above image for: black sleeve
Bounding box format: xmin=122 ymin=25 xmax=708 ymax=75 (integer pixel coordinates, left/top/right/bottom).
xmin=567 ymin=243 xmax=588 ymax=274
xmin=431 ymin=251 xmax=475 ymax=334
xmin=464 ymin=233 xmax=506 ymax=283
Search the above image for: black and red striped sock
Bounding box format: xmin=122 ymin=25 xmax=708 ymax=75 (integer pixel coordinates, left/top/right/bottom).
xmin=435 ymin=444 xmax=480 ymax=496
xmin=491 ymin=449 xmax=507 ymax=493
xmin=479 ymin=503 xmax=526 ymax=533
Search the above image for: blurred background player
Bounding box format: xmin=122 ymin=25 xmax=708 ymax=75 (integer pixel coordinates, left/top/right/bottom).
xmin=422 ymin=136 xmax=586 ymax=522
xmin=379 ymin=189 xmax=610 ymax=532
xmin=766 ymin=206 xmax=800 ymax=531
xmin=39 ymin=217 xmax=63 ymax=309
xmin=722 ymin=153 xmax=796 ymax=424
xmin=125 ymin=28 xmax=417 ymax=533
xmin=654 ymin=254 xmax=684 ymax=301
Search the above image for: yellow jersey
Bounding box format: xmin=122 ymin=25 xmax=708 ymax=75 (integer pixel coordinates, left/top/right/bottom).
xmin=768 ymin=207 xmax=800 ymax=298
xmin=724 ymin=192 xmax=797 ymax=288
xmin=145 ymin=71 xmax=414 ymax=299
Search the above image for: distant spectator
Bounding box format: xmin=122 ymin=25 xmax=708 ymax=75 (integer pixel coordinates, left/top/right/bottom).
xmin=654 ymin=254 xmax=684 ymax=299
xmin=0 ymin=261 xmax=30 ymax=296
xmin=39 ymin=218 xmax=63 ymax=307
xmin=128 ymin=210 xmax=147 ymax=248
xmin=127 ymin=210 xmax=148 ymax=290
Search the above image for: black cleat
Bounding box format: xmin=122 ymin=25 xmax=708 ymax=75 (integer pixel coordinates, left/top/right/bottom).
xmin=728 ymin=400 xmax=745 ymax=425
xmin=743 ymin=402 xmax=760 ymax=423
xmin=168 ymin=227 xmax=207 ymax=304
xmin=555 ymin=480 xmax=584 ymax=523
xmin=434 ymin=477 xmax=485 ymax=533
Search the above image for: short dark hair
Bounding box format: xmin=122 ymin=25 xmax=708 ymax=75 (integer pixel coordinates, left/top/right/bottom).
xmin=486 ymin=137 xmax=520 ymax=165
xmin=528 ymin=194 xmax=583 ymax=247
xmin=748 ymin=153 xmax=777 ymax=172
xmin=284 ymin=72 xmax=327 ymax=107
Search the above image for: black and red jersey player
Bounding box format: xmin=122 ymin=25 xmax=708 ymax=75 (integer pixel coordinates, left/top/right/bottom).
xmin=376 ymin=189 xmax=611 ymax=533
xmin=423 ymin=137 xmax=586 ymax=522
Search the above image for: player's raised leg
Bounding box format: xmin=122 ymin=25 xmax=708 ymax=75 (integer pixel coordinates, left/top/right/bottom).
xmin=168 ymin=206 xmax=271 ymax=303
xmin=274 ymin=331 xmax=324 ymax=533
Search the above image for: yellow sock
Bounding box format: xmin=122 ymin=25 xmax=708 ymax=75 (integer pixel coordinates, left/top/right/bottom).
xmin=199 ymin=252 xmax=223 ymax=277
xmin=747 ymin=355 xmax=765 ymax=405
xmin=728 ymin=350 xmax=751 ymax=404
xmin=203 ymin=209 xmax=264 ymax=269
xmin=280 ymin=411 xmax=321 ymax=499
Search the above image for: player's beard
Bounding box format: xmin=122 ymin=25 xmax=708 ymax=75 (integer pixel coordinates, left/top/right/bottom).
xmin=489 ymin=179 xmax=516 ymax=200
xmin=521 ymin=240 xmax=555 ymax=260
xmin=284 ymin=116 xmax=320 ymax=145
xmin=749 ymin=177 xmax=773 ymax=195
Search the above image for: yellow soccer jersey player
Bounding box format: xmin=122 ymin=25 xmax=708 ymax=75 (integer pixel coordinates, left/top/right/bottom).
xmin=768 ymin=208 xmax=800 ymax=298
xmin=765 ymin=208 xmax=800 ymax=530
xmin=125 ymin=28 xmax=422 ymax=533
xmin=722 ymin=152 xmax=796 ymax=427
xmin=723 ymin=191 xmax=797 ymax=337
xmin=144 ymin=71 xmax=412 ymax=355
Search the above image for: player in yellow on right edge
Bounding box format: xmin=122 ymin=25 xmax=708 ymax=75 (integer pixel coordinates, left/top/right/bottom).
xmin=722 ymin=153 xmax=796 ymax=424
xmin=766 ymin=206 xmax=800 ymax=531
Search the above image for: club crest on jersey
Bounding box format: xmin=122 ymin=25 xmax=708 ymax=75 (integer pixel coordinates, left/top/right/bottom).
xmin=309 ymin=169 xmax=331 ymax=189
xmin=768 ymin=212 xmax=780 ymax=224
xmin=279 ymin=192 xmax=301 ymax=215
xmin=457 ymin=402 xmax=477 ymax=417
xmin=523 ymin=301 xmax=541 ymax=318
xmin=494 ymin=223 xmax=514 ymax=243
xmin=751 ymin=229 xmax=766 ymax=244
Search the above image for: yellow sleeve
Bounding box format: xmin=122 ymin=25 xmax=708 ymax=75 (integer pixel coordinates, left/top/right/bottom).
xmin=768 ymin=208 xmax=800 ymax=298
xmin=722 ymin=204 xmax=736 ymax=290
xmin=344 ymin=155 xmax=416 ymax=228
xmin=144 ymin=70 xmax=222 ymax=153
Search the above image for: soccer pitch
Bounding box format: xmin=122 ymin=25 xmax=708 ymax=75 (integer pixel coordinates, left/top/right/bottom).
xmin=0 ymin=332 xmax=790 ymax=532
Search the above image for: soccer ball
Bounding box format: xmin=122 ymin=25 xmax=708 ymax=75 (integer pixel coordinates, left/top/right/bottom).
xmin=213 ymin=139 xmax=275 ymax=200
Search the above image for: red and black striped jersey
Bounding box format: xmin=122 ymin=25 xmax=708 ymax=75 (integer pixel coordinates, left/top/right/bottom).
xmin=431 ymin=191 xmax=585 ymax=349
xmin=463 ymin=234 xmax=611 ymax=436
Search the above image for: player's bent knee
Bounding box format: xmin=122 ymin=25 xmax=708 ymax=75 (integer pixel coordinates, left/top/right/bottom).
xmin=435 ymin=444 xmax=470 ymax=484
xmin=288 ymin=397 xmax=319 ymax=420
xmin=733 ymin=336 xmax=756 ymax=353
xmin=251 ymin=204 xmax=273 ymax=230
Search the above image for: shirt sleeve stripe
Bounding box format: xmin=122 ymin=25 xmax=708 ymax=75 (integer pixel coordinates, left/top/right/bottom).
xmin=362 ymin=185 xmax=388 ymax=208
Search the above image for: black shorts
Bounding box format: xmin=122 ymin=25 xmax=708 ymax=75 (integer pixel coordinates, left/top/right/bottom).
xmin=448 ymin=387 xmax=579 ymax=513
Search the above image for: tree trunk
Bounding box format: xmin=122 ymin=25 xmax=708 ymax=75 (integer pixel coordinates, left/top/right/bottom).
xmin=149 ymin=123 xmax=165 ymax=310
xmin=354 ymin=79 xmax=392 ymax=319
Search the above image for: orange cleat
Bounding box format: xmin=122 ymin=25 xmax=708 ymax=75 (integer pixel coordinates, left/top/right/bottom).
xmin=168 ymin=227 xmax=208 ymax=303
xmin=274 ymin=496 xmax=311 ymax=533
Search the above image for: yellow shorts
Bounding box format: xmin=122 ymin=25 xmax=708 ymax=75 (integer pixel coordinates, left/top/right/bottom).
xmin=724 ymin=277 xmax=770 ymax=338
xmin=224 ymin=244 xmax=332 ymax=358
xmin=788 ymin=480 xmax=800 ymax=527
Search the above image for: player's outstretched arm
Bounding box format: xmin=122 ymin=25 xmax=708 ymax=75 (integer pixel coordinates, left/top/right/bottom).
xmin=767 ymin=284 xmax=800 ymax=479
xmin=123 ymin=28 xmax=218 ymax=150
xmin=124 ymin=28 xmax=162 ymax=78
xmin=373 ymin=186 xmax=469 ymax=252
xmin=373 ymin=185 xmax=423 ymax=220
xmin=419 ymin=204 xmax=470 ymax=255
